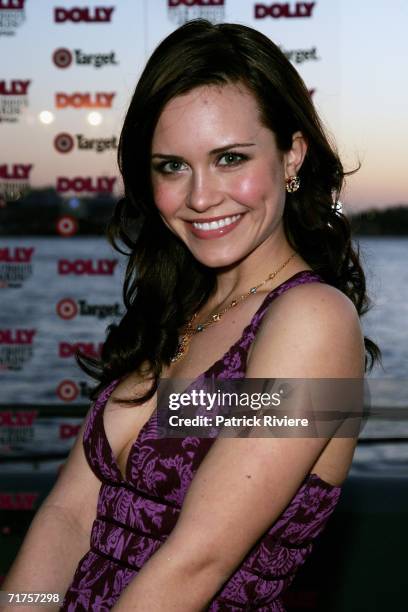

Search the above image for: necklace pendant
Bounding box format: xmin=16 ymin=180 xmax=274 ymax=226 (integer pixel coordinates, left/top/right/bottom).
xmin=250 ymin=287 xmax=257 ymax=294
xmin=196 ymin=324 xmax=204 ymax=332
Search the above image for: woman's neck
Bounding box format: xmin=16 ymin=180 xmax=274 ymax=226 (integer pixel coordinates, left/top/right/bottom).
xmin=208 ymin=239 xmax=302 ymax=311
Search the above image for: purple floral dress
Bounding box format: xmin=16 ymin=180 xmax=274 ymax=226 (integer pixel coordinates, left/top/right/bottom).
xmin=61 ymin=271 xmax=342 ymax=611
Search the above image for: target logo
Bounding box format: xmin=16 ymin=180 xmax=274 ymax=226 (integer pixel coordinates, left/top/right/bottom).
xmin=53 ymin=48 xmax=73 ymax=68
xmin=54 ymin=133 xmax=74 ymax=154
xmin=56 ymin=298 xmax=78 ymax=320
xmin=57 ymin=380 xmax=79 ymax=402
xmin=56 ymin=215 xmax=78 ymax=237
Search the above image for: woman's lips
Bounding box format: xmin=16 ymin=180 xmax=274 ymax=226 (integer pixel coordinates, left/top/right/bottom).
xmin=187 ymin=214 xmax=244 ymax=239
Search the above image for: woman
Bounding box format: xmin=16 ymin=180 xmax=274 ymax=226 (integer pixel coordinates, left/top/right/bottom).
xmin=3 ymin=20 xmax=379 ymax=611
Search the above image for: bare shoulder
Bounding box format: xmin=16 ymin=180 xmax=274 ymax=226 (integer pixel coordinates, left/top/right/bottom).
xmin=248 ymin=281 xmax=365 ymax=377
xmin=270 ymin=281 xmax=361 ymax=330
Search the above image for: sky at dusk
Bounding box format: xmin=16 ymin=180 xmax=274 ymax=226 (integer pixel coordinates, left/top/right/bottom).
xmin=1 ymin=0 xmax=407 ymax=212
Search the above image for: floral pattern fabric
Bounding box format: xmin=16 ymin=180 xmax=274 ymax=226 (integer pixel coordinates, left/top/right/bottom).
xmin=61 ymin=271 xmax=342 ymax=611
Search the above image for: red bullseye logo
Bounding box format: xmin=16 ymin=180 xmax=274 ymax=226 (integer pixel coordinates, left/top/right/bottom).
xmin=53 ymin=48 xmax=73 ymax=68
xmin=57 ymin=380 xmax=79 ymax=402
xmin=56 ymin=298 xmax=78 ymax=320
xmin=54 ymin=133 xmax=74 ymax=154
xmin=56 ymin=215 xmax=78 ymax=237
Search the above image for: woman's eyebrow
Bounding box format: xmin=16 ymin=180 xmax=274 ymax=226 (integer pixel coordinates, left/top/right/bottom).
xmin=151 ymin=142 xmax=255 ymax=160
xmin=208 ymin=142 xmax=255 ymax=155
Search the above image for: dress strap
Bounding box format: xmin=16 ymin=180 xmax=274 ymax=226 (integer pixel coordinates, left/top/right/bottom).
xmin=208 ymin=270 xmax=324 ymax=379
xmin=83 ymin=378 xmax=123 ymax=482
xmin=247 ymin=270 xmax=324 ymax=338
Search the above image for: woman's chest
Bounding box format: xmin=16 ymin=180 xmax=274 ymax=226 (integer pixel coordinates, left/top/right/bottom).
xmin=101 ymin=294 xmax=269 ymax=480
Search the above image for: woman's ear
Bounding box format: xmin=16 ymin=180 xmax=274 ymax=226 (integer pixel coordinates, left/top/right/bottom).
xmin=284 ymin=131 xmax=307 ymax=177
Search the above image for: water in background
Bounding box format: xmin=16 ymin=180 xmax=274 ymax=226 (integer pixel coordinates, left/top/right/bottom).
xmin=359 ymin=236 xmax=408 ymax=380
xmin=353 ymin=237 xmax=408 ymax=448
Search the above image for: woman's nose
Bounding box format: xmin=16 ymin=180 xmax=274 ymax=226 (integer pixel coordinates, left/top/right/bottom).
xmin=187 ymin=169 xmax=223 ymax=212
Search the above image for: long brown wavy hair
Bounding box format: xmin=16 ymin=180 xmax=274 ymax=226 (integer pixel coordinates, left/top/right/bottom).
xmin=77 ymin=20 xmax=381 ymax=402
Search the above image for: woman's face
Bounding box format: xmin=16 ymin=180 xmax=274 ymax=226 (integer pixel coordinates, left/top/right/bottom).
xmin=150 ymin=82 xmax=305 ymax=268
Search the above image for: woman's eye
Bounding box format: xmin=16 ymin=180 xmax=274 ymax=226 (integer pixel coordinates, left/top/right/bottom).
xmin=156 ymin=160 xmax=186 ymax=174
xmin=218 ymin=152 xmax=247 ymax=167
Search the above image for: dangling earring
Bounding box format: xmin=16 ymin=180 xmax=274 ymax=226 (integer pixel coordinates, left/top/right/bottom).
xmin=285 ymin=175 xmax=300 ymax=193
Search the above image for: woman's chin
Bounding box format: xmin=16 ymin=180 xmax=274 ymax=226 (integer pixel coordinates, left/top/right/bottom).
xmin=190 ymin=250 xmax=242 ymax=269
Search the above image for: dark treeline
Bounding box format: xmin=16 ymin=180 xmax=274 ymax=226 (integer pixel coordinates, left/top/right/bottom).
xmin=0 ymin=188 xmax=116 ymax=235
xmin=0 ymin=189 xmax=407 ymax=236
xmin=349 ymin=206 xmax=408 ymax=235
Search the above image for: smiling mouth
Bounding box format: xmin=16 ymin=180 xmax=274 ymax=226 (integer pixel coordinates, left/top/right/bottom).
xmin=191 ymin=214 xmax=242 ymax=231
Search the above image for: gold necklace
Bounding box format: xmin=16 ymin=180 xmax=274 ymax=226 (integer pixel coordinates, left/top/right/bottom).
xmin=171 ymin=252 xmax=297 ymax=363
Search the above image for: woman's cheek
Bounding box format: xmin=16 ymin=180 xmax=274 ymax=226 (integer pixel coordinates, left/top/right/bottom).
xmin=152 ymin=182 xmax=187 ymax=239
xmin=154 ymin=175 xmax=190 ymax=216
xmin=227 ymin=172 xmax=268 ymax=205
xmin=230 ymin=162 xmax=285 ymax=209
xmin=152 ymin=181 xmax=177 ymax=217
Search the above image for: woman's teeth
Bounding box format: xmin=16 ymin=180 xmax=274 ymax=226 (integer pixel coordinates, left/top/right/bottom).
xmin=192 ymin=214 xmax=241 ymax=231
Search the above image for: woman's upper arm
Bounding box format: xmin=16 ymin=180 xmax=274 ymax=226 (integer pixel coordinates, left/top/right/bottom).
xmin=248 ymin=282 xmax=365 ymax=378
xmin=41 ymin=406 xmax=101 ymax=538
xmin=161 ymin=283 xmax=364 ymax=578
